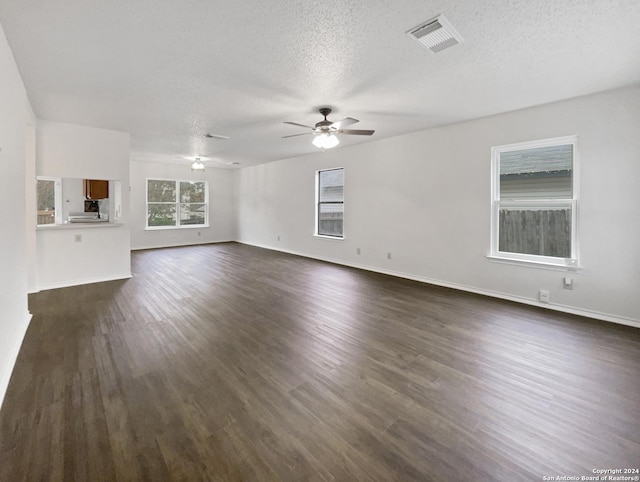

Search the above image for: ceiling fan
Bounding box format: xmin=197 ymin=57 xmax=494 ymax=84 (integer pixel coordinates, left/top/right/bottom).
xmin=282 ymin=108 xmax=375 ymax=148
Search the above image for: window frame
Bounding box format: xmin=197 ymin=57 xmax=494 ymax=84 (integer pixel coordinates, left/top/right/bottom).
xmin=489 ymin=136 xmax=579 ymax=269
xmin=145 ymin=178 xmax=209 ymax=230
xmin=315 ymin=167 xmax=345 ymax=239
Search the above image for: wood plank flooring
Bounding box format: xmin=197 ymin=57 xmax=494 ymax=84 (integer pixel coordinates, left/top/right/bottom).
xmin=1 ymin=242 xmax=639 ymax=481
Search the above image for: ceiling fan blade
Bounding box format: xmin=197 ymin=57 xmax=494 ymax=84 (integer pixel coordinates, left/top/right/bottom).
xmin=205 ymin=133 xmax=230 ymax=140
xmin=282 ymin=132 xmax=313 ymax=138
xmin=284 ymin=121 xmax=314 ymax=129
xmin=340 ymin=129 xmax=375 ymax=136
xmin=330 ymin=117 xmax=359 ymax=129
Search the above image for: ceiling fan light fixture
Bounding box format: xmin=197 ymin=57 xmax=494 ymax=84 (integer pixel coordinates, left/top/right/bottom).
xmin=191 ymin=158 xmax=205 ymax=171
xmin=312 ymin=133 xmax=339 ymax=149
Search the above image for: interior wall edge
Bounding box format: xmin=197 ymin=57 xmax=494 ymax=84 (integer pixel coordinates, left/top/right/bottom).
xmin=0 ymin=312 xmax=32 ymax=411
xmin=236 ymin=240 xmax=640 ymax=330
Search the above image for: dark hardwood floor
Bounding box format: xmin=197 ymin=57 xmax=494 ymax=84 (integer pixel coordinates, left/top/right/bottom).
xmin=1 ymin=242 xmax=639 ymax=481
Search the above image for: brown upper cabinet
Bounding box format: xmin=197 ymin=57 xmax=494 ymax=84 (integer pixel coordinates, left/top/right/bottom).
xmin=83 ymin=179 xmax=109 ymax=199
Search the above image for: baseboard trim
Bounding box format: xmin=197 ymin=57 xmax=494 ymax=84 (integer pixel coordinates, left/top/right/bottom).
xmin=131 ymin=240 xmax=235 ymax=251
xmin=237 ymin=241 xmax=640 ymax=330
xmin=36 ymin=273 xmax=133 ymax=292
xmin=0 ymin=311 xmax=32 ymax=411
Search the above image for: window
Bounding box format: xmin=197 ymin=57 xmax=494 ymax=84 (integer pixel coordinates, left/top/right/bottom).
xmin=36 ymin=177 xmax=61 ymax=225
xmin=146 ymin=179 xmax=208 ymax=229
xmin=490 ymin=136 xmax=578 ymax=267
xmin=316 ymin=168 xmax=344 ymax=238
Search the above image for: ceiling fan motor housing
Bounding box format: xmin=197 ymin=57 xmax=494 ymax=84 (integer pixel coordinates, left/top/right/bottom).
xmin=316 ymin=108 xmax=334 ymax=130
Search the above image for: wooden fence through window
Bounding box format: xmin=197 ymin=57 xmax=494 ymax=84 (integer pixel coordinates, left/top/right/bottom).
xmin=499 ymin=209 xmax=571 ymax=257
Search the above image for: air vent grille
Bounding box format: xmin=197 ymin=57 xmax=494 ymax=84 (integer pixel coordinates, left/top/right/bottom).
xmin=408 ymin=15 xmax=463 ymax=53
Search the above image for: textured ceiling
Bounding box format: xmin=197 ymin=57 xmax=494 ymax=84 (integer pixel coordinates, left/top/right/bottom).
xmin=1 ymin=0 xmax=639 ymax=168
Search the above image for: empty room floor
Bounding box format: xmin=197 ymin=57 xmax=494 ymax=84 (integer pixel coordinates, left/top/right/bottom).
xmin=1 ymin=243 xmax=639 ymax=481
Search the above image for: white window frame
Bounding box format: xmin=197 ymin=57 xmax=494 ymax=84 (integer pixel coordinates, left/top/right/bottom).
xmin=489 ymin=136 xmax=579 ymax=269
xmin=145 ymin=178 xmax=209 ymax=230
xmin=314 ymin=167 xmax=345 ymax=240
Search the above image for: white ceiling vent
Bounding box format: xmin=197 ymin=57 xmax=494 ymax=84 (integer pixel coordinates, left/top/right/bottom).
xmin=407 ymin=15 xmax=463 ymax=53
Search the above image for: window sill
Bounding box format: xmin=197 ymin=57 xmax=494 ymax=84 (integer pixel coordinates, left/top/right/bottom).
xmin=313 ymin=234 xmax=344 ymax=241
xmin=145 ymin=225 xmax=209 ymax=231
xmin=486 ymin=254 xmax=581 ymax=271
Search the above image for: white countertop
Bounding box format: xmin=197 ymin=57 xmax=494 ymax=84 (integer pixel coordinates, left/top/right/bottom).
xmin=37 ymin=222 xmax=124 ymax=230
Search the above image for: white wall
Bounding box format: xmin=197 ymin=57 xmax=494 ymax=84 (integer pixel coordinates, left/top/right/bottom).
xmin=35 ymin=121 xmax=131 ymax=289
xmin=129 ymin=161 xmax=237 ymax=250
xmin=60 ymin=177 xmax=85 ymax=219
xmin=0 ymin=22 xmax=32 ymax=408
xmin=237 ymin=86 xmax=640 ymax=327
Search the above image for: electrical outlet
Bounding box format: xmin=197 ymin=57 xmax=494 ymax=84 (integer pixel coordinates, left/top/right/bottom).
xmin=387 ymin=252 xmax=392 ymax=260
xmin=277 ymin=235 xmax=280 ymax=241
xmin=75 ymin=234 xmax=82 ymax=243
xmin=539 ymin=289 xmax=550 ymax=303
xmin=197 ymin=231 xmax=201 ymax=236
xmin=563 ymin=277 xmax=573 ymax=290
xmin=357 ymin=248 xmax=361 ymax=255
